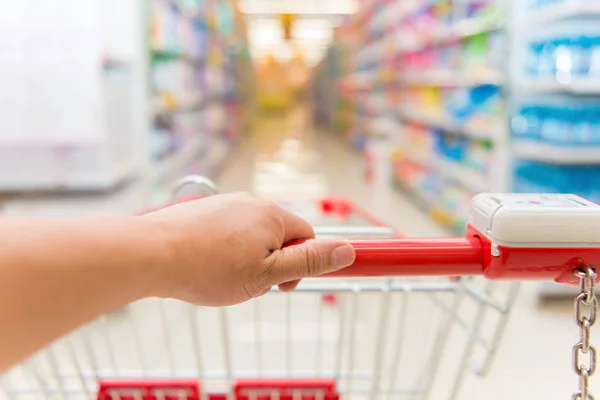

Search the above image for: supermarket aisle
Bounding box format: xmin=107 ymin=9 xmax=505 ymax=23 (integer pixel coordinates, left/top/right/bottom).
xmin=216 ymin=105 xmax=447 ymax=238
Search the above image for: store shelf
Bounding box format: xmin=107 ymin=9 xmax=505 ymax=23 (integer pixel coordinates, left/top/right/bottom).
xmin=370 ymin=0 xmax=420 ymax=30
xmin=151 ymin=47 xmax=204 ymax=65
xmin=513 ymin=140 xmax=600 ymax=164
xmin=403 ymin=150 xmax=488 ymax=193
xmin=396 ymin=16 xmax=503 ymax=54
xmin=395 ymin=177 xmax=436 ymax=207
xmin=360 ymin=16 xmax=502 ymax=64
xmin=339 ymin=71 xmax=379 ymax=91
xmin=523 ymin=1 xmax=600 ymax=25
xmin=357 ymin=38 xmax=392 ymax=65
xmin=153 ymin=91 xmax=202 ymax=115
xmin=401 ymin=69 xmax=504 ymax=87
xmin=397 ymin=106 xmax=504 ymax=141
xmin=152 ymin=91 xmax=226 ymax=115
xmin=394 ymin=177 xmax=465 ymax=232
xmin=520 ymin=78 xmax=600 ymax=94
xmin=452 ymin=16 xmax=503 ymax=38
xmin=427 ymin=156 xmax=488 ymax=193
xmin=149 ymin=136 xmax=206 ymax=182
xmin=165 ymin=0 xmax=201 ymax=19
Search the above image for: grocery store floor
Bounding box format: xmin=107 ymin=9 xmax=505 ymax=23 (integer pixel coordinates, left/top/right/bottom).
xmin=217 ymin=105 xmax=446 ymax=237
xmin=0 ymin=105 xmax=591 ymax=400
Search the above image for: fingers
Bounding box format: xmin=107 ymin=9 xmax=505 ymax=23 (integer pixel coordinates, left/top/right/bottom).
xmin=263 ymin=239 xmax=355 ymax=285
xmin=278 ymin=279 xmax=301 ymax=292
xmin=278 ymin=207 xmax=315 ymax=244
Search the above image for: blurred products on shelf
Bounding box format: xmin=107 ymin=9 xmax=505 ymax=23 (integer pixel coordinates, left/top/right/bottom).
xmin=312 ymin=0 xmax=600 ymax=232
xmin=512 ymin=0 xmax=600 ymax=211
xmin=514 ymin=161 xmax=600 ymax=203
xmin=525 ymin=35 xmax=600 ymax=78
xmin=512 ymin=103 xmax=600 ymax=146
xmin=312 ymin=0 xmax=505 ymax=232
xmin=150 ymin=0 xmax=207 ymax=59
xmin=149 ymin=0 xmax=209 ymax=170
xmin=148 ymin=0 xmax=253 ymax=202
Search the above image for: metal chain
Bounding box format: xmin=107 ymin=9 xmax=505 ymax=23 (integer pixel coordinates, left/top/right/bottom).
xmin=573 ymin=267 xmax=598 ymax=400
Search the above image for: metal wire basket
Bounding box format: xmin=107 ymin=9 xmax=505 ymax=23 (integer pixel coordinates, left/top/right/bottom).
xmin=0 ymin=177 xmax=519 ymax=400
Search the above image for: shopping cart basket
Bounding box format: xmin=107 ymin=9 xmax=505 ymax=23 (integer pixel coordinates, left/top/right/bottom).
xmin=2 ymin=176 xmax=599 ymax=400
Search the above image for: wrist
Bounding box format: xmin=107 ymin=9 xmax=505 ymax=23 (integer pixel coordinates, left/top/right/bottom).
xmin=133 ymin=215 xmax=184 ymax=299
xmin=88 ymin=215 xmax=177 ymax=302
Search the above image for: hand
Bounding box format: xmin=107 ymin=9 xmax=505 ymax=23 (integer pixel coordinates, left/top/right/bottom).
xmin=143 ymin=192 xmax=356 ymax=306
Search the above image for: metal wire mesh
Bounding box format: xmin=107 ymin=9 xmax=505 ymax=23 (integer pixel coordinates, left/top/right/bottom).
xmin=0 ymin=190 xmax=519 ymax=400
xmin=1 ymin=277 xmax=518 ymax=400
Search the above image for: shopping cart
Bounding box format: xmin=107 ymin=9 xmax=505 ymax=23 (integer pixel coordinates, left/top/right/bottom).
xmin=2 ymin=176 xmax=598 ymax=400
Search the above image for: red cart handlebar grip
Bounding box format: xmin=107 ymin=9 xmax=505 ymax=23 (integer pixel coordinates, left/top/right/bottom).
xmin=286 ymin=232 xmax=596 ymax=285
xmin=323 ymin=237 xmax=484 ymax=277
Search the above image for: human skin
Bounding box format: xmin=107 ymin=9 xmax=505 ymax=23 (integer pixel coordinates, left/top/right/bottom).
xmin=0 ymin=192 xmax=356 ymax=371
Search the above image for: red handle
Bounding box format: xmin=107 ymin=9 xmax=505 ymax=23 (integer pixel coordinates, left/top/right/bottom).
xmin=327 ymin=237 xmax=484 ymax=277
xmin=286 ymin=237 xmax=485 ymax=277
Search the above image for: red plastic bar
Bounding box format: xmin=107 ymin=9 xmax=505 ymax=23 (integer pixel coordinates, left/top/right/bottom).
xmin=97 ymin=380 xmax=338 ymax=400
xmin=318 ymin=197 xmax=402 ymax=236
xmin=97 ymin=380 xmax=200 ymax=400
xmin=234 ymin=379 xmax=339 ymax=400
xmin=234 ymin=378 xmax=337 ymax=395
xmin=322 ymin=237 xmax=484 ymax=277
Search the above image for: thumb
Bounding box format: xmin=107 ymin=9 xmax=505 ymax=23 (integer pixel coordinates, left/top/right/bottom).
xmin=265 ymin=239 xmax=356 ymax=284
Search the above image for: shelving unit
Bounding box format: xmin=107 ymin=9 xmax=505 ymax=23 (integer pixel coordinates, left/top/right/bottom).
xmin=521 ymin=1 xmax=600 ymax=25
xmin=400 ymin=68 xmax=504 ymax=87
xmin=519 ymin=78 xmax=600 ymax=94
xmin=396 ymin=106 xmax=505 ymax=141
xmin=316 ymin=0 xmax=600 ymax=234
xmin=314 ymin=0 xmax=507 ymax=232
xmin=510 ymin=0 xmax=600 ymax=201
xmin=512 ymin=141 xmax=600 ymax=164
xmin=393 ymin=16 xmax=503 ymax=55
xmin=143 ymin=0 xmax=252 ymax=204
xmin=320 ymin=0 xmax=600 ymax=295
xmin=313 ymin=0 xmax=600 ymax=298
xmin=508 ymin=0 xmax=600 ymax=298
xmin=147 ymin=0 xmax=211 ymax=185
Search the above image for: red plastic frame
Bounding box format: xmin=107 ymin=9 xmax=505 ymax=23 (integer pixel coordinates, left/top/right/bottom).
xmin=318 ymin=197 xmax=401 ymax=236
xmin=234 ymin=379 xmax=339 ymax=400
xmin=97 ymin=379 xmax=339 ymax=400
xmin=97 ymin=380 xmax=200 ymax=400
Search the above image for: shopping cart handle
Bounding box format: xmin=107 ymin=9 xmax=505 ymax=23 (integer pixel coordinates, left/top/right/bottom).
xmin=284 ymin=237 xmax=484 ymax=277
xmin=164 ymin=177 xmax=600 ymax=284
xmin=323 ymin=237 xmax=484 ymax=277
xmin=286 ymin=230 xmax=599 ymax=285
